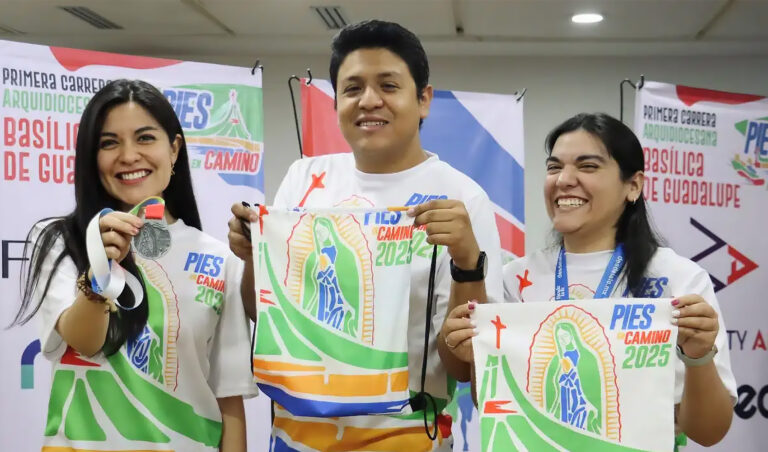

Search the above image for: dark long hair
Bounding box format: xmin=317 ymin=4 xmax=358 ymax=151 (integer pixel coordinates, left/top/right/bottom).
xmin=13 ymin=79 xmax=202 ymax=355
xmin=545 ymin=113 xmax=662 ymax=295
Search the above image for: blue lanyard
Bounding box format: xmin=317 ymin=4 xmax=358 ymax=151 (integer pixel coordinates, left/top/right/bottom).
xmin=555 ymin=244 xmax=625 ymax=301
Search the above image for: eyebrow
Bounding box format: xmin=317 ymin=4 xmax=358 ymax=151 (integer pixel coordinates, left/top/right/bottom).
xmin=342 ymin=71 xmax=402 ymax=83
xmin=100 ymin=126 xmax=159 ymax=137
xmin=546 ymin=154 xmax=607 ymax=163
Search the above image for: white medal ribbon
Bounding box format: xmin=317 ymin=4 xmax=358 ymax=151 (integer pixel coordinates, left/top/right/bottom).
xmin=85 ymin=197 xmax=165 ymax=310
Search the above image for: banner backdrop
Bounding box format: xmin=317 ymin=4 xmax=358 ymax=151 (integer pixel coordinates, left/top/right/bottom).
xmin=0 ymin=39 xmax=267 ymax=451
xmin=473 ymin=300 xmax=678 ymax=452
xmin=634 ymin=81 xmax=767 ymax=451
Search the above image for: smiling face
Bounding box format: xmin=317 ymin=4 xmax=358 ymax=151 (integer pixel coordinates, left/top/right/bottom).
xmin=335 ymin=47 xmax=432 ymax=173
xmin=97 ymin=101 xmax=180 ymax=210
xmin=545 ymin=129 xmax=642 ymax=251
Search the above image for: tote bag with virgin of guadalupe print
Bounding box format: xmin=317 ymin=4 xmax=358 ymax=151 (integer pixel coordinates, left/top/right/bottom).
xmin=251 ymin=206 xmax=417 ymax=417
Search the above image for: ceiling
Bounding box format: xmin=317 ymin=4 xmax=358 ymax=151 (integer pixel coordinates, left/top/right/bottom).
xmin=1 ymin=0 xmax=767 ymax=58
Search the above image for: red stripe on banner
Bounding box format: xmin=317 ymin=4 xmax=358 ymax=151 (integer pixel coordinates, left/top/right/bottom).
xmin=300 ymin=82 xmax=352 ymax=156
xmin=676 ymin=85 xmax=765 ymax=107
xmin=495 ymin=213 xmax=524 ymax=257
xmin=50 ymin=46 xmax=181 ymax=71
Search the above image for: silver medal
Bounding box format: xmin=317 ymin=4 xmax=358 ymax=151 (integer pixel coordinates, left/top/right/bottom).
xmin=133 ymin=220 xmax=171 ymax=260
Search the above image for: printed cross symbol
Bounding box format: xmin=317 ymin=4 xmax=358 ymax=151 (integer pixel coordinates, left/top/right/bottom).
xmin=516 ymin=269 xmax=532 ymax=293
xmin=299 ymin=172 xmax=326 ymax=207
xmin=491 ymin=315 xmax=507 ymax=350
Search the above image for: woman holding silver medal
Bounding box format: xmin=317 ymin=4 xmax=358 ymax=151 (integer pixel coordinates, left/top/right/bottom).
xmin=438 ymin=113 xmax=737 ymax=448
xmin=14 ymin=79 xmax=254 ymax=451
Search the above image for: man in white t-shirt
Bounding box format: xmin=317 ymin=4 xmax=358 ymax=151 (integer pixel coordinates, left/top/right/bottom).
xmin=228 ymin=19 xmax=503 ymax=452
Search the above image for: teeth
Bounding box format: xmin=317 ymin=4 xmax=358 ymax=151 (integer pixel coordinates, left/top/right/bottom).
xmin=557 ymin=198 xmax=585 ymax=207
xmin=120 ymin=170 xmax=150 ymax=180
xmin=359 ymin=121 xmax=386 ymax=126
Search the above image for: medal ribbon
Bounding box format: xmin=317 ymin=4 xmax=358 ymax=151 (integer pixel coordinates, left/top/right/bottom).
xmin=555 ymin=243 xmax=625 ymax=301
xmin=85 ymin=197 xmax=165 ymax=309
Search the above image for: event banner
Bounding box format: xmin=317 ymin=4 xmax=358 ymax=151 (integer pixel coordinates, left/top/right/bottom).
xmin=0 ymin=39 xmax=266 ymax=451
xmin=635 ymin=81 xmax=767 ymax=451
xmin=251 ymin=207 xmax=415 ymax=417
xmin=300 ymin=79 xmax=525 ymax=260
xmin=473 ymin=300 xmax=678 ymax=452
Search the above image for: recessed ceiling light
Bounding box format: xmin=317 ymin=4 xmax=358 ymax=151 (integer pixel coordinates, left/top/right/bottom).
xmin=572 ymin=13 xmax=603 ymax=24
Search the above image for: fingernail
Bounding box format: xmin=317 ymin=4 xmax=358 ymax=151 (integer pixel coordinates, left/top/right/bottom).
xmin=671 ymin=317 xmax=678 ymax=324
xmin=671 ymin=310 xmax=680 ymax=317
xmin=131 ymin=227 xmax=139 ymax=235
xmin=470 ymin=319 xmax=477 ymax=327
xmin=406 ymin=207 xmax=415 ymax=216
xmin=671 ymin=299 xmax=679 ymax=306
xmin=468 ymin=302 xmax=476 ymax=310
xmin=249 ymin=214 xmax=258 ymax=222
xmin=473 ymin=328 xmax=479 ymax=334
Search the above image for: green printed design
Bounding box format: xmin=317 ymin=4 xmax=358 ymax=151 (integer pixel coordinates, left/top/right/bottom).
xmin=261 ymin=244 xmax=408 ymax=370
xmin=480 ymin=355 xmax=650 ymax=452
xmin=255 ymin=313 xmax=282 ymax=356
xmin=109 ymin=352 xmax=221 ymax=447
xmin=87 ymin=370 xmax=170 ymax=443
xmin=45 ymin=370 xmax=75 ymax=436
xmin=64 ymin=379 xmax=105 ymax=441
xmin=180 ymin=84 xmax=263 ymax=141
xmin=267 ymin=306 xmax=322 ymax=361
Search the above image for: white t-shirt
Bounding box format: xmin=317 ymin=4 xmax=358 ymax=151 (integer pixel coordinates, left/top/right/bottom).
xmin=268 ymin=152 xmax=504 ymax=452
xmin=33 ymin=218 xmax=256 ymax=451
xmin=502 ymin=246 xmax=738 ymax=407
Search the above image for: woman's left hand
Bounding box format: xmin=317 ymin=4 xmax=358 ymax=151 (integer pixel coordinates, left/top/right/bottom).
xmin=673 ymin=294 xmax=718 ymax=359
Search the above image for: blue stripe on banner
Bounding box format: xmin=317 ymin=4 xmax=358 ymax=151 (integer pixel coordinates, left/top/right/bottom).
xmin=258 ymin=384 xmax=411 ymax=417
xmin=273 ymin=436 xmax=299 ymax=452
xmin=421 ymin=90 xmax=525 ymax=222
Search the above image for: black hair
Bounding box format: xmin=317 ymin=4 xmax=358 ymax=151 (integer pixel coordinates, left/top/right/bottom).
xmin=329 ymin=19 xmax=430 ymax=100
xmin=13 ymin=79 xmax=202 ymax=355
xmin=545 ymin=112 xmax=662 ymax=295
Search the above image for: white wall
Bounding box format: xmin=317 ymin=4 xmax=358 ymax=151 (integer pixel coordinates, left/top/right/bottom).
xmin=191 ymin=53 xmax=768 ymax=252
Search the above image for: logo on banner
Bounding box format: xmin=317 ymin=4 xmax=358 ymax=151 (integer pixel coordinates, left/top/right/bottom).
xmin=285 ymin=214 xmax=374 ymax=342
xmin=527 ymin=305 xmax=621 ymax=440
xmin=732 ymin=117 xmax=768 ymax=186
xmin=166 ymin=85 xmax=263 ymax=188
xmin=690 ymin=218 xmax=759 ymax=292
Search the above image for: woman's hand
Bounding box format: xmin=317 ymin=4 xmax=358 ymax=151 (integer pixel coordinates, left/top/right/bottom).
xmin=98 ymin=212 xmax=142 ymax=263
xmin=440 ymin=300 xmax=478 ymax=363
xmin=673 ymin=294 xmax=718 ymax=359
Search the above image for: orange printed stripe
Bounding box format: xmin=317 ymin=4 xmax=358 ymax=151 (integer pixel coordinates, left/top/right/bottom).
xmin=254 ymin=370 xmax=406 ymax=397
xmin=43 ymin=448 xmax=173 ymax=452
xmin=274 ymin=416 xmax=438 ymax=452
xmin=252 ymin=359 xmax=325 ymax=372
xmin=390 ymin=370 xmax=408 ymax=392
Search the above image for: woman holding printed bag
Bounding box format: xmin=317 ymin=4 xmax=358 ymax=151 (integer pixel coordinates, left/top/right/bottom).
xmin=14 ymin=79 xmax=254 ymax=452
xmin=439 ymin=113 xmax=736 ymax=448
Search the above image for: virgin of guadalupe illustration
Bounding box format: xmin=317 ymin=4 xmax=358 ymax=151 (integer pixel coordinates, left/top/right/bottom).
xmin=303 ymin=217 xmax=360 ymax=338
xmin=545 ymin=322 xmax=603 ymax=434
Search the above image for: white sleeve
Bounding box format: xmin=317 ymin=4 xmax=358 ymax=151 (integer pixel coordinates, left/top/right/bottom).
xmin=672 ymin=264 xmax=738 ymax=404
xmin=207 ymin=253 xmax=258 ymax=398
xmin=30 ymin=224 xmax=78 ymax=362
xmin=502 ymin=259 xmax=525 ymax=303
xmin=272 ymin=159 xmax=302 ymax=207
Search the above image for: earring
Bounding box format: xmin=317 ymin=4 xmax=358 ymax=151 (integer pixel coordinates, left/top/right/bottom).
xmin=171 ymin=165 xmax=175 ymax=176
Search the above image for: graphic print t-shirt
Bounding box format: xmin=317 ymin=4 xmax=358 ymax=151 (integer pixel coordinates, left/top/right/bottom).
xmin=266 ymin=152 xmax=504 ymax=452
xmin=34 ymin=219 xmax=256 ymax=452
xmin=502 ymin=246 xmax=737 ymax=407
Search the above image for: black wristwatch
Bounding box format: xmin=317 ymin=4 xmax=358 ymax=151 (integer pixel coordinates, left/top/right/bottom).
xmin=450 ymin=251 xmax=487 ymax=282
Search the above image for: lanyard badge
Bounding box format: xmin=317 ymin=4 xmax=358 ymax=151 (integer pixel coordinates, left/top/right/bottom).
xmin=132 ymin=200 xmax=171 ymax=260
